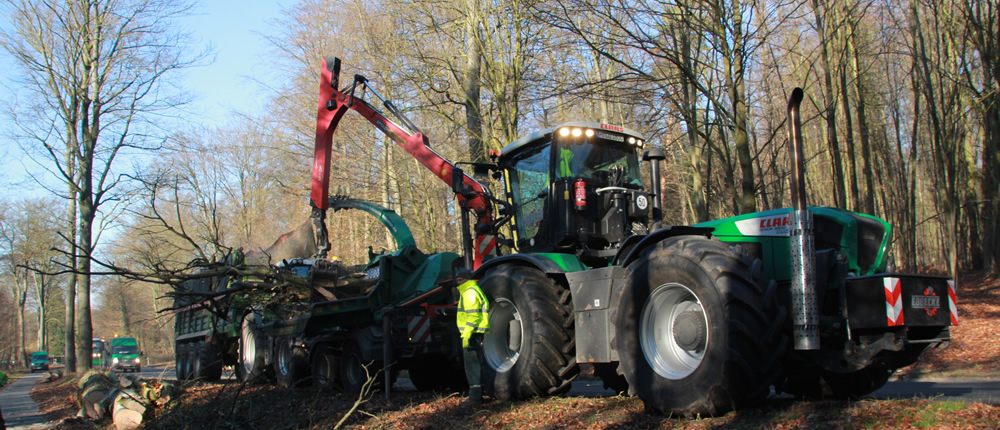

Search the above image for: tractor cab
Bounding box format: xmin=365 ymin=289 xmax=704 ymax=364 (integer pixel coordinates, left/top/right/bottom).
xmin=498 ymin=121 xmax=651 ymax=263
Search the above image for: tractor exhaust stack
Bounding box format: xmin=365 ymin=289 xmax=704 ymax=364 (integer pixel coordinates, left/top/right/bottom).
xmin=787 ymin=88 xmax=820 ymax=350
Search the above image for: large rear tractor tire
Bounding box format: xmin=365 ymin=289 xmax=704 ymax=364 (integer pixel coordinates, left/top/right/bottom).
xmin=479 ymin=265 xmax=578 ymax=400
xmin=275 ymin=337 xmax=310 ymax=388
xmin=615 ymin=236 xmax=785 ymax=417
xmin=237 ymin=312 xmax=271 ymax=383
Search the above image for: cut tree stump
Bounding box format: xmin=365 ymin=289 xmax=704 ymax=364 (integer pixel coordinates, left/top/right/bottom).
xmin=112 ymin=390 xmax=149 ymax=430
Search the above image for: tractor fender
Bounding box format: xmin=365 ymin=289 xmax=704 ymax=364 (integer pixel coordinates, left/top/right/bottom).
xmin=613 ymin=225 xmax=714 ymax=268
xmin=475 ymin=253 xmax=585 ymax=277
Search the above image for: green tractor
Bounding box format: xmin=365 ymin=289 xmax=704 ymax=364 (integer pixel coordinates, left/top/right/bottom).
xmin=472 ymin=90 xmax=953 ymax=414
xmin=314 ymin=58 xmax=954 ymax=416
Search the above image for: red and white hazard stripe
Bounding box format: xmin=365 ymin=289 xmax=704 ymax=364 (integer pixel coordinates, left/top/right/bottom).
xmin=408 ymin=316 xmax=431 ymax=343
xmin=884 ymin=277 xmax=904 ymax=326
xmin=947 ymin=279 xmax=959 ymax=325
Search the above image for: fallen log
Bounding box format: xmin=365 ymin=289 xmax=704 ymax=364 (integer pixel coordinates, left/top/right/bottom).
xmin=112 ymin=388 xmax=150 ymax=430
xmin=77 ymin=371 xmax=117 ymax=420
xmin=42 ymin=369 xmax=64 ymax=382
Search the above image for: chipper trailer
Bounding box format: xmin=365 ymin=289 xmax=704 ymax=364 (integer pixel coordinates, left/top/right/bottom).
xmin=174 ymin=197 xmax=469 ymax=393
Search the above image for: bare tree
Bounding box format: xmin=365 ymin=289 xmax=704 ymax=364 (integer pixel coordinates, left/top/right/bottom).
xmin=0 ymin=0 xmax=206 ymax=372
xmin=0 ymin=198 xmax=62 ymax=366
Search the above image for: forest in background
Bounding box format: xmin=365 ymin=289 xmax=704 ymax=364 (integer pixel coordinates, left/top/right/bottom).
xmin=0 ymin=0 xmax=996 ymax=369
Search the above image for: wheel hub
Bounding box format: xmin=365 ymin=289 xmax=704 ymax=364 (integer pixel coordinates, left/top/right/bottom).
xmin=483 ymin=298 xmax=521 ymax=372
xmin=640 ymin=283 xmax=708 ymax=379
xmin=672 ymin=310 xmax=707 ymax=352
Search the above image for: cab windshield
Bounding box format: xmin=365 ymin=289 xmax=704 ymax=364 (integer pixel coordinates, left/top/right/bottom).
xmin=554 ymin=138 xmax=642 ymax=186
xmin=113 ymin=345 xmax=137 ymax=355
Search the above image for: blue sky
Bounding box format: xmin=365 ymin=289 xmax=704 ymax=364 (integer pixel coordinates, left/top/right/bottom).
xmin=179 ymin=1 xmax=291 ymax=124
xmin=0 ymin=1 xmax=291 ymax=191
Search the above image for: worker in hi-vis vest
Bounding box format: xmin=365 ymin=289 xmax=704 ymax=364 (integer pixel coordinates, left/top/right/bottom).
xmin=455 ymin=267 xmax=490 ymax=405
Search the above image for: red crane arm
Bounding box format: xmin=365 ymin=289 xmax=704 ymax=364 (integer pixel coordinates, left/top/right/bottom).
xmin=310 ymin=57 xmax=496 ymax=268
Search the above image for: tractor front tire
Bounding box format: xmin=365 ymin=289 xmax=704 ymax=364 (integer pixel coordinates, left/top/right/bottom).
xmin=615 ymin=236 xmax=784 ymax=417
xmin=479 ymin=265 xmax=578 ymax=400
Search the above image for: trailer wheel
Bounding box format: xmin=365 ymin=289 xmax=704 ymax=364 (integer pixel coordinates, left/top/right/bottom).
xmin=189 ymin=345 xmax=202 ymax=380
xmin=195 ymin=341 xmax=223 ymax=381
xmin=237 ymin=312 xmax=270 ymax=382
xmin=339 ymin=341 xmax=376 ymax=394
xmin=275 ymin=337 xmax=310 ymax=388
xmin=615 ymin=236 xmax=784 ymax=417
xmin=479 ymin=265 xmax=578 ymax=400
xmin=311 ymin=344 xmax=338 ymax=391
xmin=175 ymin=343 xmax=189 ymax=381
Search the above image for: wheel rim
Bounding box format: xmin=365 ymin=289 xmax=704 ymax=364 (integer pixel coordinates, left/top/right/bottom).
xmin=277 ymin=342 xmax=290 ymax=376
xmin=483 ymin=298 xmax=521 ymax=372
xmin=316 ymin=353 xmax=334 ymax=387
xmin=640 ymin=282 xmax=708 ymax=379
xmin=191 ymin=349 xmax=201 ymax=378
xmin=241 ymin=316 xmax=256 ymax=376
xmin=343 ymin=352 xmax=365 ymax=388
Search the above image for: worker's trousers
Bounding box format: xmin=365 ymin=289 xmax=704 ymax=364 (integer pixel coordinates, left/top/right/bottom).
xmin=464 ymin=333 xmax=485 ymax=400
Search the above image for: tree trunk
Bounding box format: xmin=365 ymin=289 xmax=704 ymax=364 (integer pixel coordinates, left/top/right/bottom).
xmin=813 ymin=0 xmax=847 ymax=208
xmin=839 ymin=63 xmax=861 ymax=212
xmin=65 ymin=178 xmax=77 ymax=372
xmin=75 ymin=193 xmax=95 ymax=373
xmin=727 ymin=0 xmax=755 ymax=215
xmin=16 ymin=282 xmax=26 ymax=368
xmin=34 ymin=272 xmax=47 ymax=352
xmin=117 ymin=286 xmax=131 ymax=337
xmin=463 ymin=0 xmax=484 ymax=163
xmin=846 ymin=2 xmax=876 ymax=215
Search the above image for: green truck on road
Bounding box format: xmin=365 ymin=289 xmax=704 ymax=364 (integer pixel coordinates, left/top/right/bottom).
xmin=29 ymin=351 xmax=49 ymax=373
xmin=110 ymin=337 xmax=141 ymax=373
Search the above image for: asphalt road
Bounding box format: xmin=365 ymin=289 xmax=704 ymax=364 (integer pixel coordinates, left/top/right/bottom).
xmin=0 ymin=372 xmax=46 ymax=429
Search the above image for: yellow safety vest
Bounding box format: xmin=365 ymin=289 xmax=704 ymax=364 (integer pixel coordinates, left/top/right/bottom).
xmin=558 ymin=148 xmax=573 ymax=178
xmin=457 ymin=279 xmax=490 ymax=338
